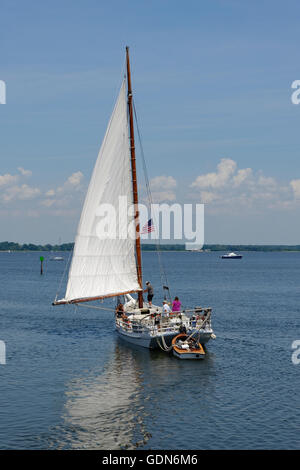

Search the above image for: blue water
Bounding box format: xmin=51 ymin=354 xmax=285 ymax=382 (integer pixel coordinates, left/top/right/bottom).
xmin=0 ymin=251 xmax=299 ymax=449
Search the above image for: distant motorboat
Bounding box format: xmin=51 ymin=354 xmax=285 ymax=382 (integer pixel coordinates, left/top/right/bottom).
xmin=51 ymin=256 xmax=64 ymax=261
xmin=221 ymin=252 xmax=242 ymax=259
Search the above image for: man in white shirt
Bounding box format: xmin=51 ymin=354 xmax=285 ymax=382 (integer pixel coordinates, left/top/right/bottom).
xmin=162 ymin=301 xmax=171 ymax=318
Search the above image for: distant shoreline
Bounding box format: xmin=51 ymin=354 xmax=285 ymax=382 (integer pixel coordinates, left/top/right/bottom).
xmin=1 ymin=242 xmax=300 ymax=252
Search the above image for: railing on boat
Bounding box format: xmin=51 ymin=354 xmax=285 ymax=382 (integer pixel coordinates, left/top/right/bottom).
xmin=115 ymin=308 xmax=212 ymax=335
xmin=116 ymin=319 xmax=179 ymax=335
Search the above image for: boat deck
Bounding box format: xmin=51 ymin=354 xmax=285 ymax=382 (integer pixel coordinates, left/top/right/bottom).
xmin=115 ymin=304 xmax=214 ymax=349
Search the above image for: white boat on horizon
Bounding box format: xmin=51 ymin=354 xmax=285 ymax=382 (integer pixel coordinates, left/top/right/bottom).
xmin=221 ymin=252 xmax=243 ymax=259
xmin=52 ymin=47 xmax=215 ymax=351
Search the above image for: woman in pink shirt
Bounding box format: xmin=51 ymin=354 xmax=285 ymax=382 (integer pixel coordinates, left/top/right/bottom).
xmin=172 ymin=296 xmax=181 ymax=312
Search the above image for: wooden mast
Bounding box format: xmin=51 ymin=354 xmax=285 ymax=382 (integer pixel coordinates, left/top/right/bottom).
xmin=126 ymin=46 xmax=144 ymax=308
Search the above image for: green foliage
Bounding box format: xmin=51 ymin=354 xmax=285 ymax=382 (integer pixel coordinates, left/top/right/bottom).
xmin=0 ymin=241 xmax=74 ymax=251
xmin=0 ymin=241 xmax=300 ymax=252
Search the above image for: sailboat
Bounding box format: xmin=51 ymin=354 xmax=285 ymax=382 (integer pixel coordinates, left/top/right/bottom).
xmin=53 ymin=47 xmax=215 ymax=350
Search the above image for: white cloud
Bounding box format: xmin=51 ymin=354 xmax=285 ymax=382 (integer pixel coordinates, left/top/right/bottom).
xmin=0 ymin=168 xmax=33 ymax=193
xmin=40 ymin=198 xmax=55 ymax=207
xmin=18 ymin=167 xmax=32 ymax=177
xmin=199 ymin=191 xmax=220 ymax=204
xmin=3 ymin=184 xmax=41 ymax=202
xmin=0 ymin=168 xmax=40 ymax=203
xmin=67 ymin=171 xmax=83 ymax=187
xmin=290 ymin=179 xmax=300 ymax=199
xmin=191 ymin=158 xmax=237 ymax=190
xmin=0 ymin=169 xmax=85 ymax=223
xmin=257 ymin=174 xmax=277 ymax=188
xmin=150 ymin=175 xmax=177 ymax=190
xmin=0 ymin=173 xmax=19 ymax=187
xmin=53 ymin=171 xmax=84 ymax=196
xmin=149 ymin=175 xmax=177 ymax=202
xmin=233 ymin=168 xmax=252 ymax=187
xmin=40 ymin=171 xmax=85 ymax=211
xmin=45 ymin=189 xmax=55 ymax=197
xmin=151 ymin=191 xmax=177 ymax=202
xmin=190 ymin=158 xmax=297 ymax=212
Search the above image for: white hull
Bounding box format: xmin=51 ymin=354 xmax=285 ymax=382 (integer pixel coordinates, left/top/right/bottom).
xmin=115 ymin=298 xmax=215 ymax=350
xmin=117 ymin=328 xmax=213 ymax=349
xmin=116 ymin=327 xmax=178 ymax=349
xmin=173 ymin=350 xmax=205 ymax=360
xmin=221 ymin=252 xmax=242 ymax=259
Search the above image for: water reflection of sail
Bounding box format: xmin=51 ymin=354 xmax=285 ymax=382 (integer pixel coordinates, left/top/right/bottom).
xmin=54 ymin=342 xmax=216 ymax=449
xmin=60 ymin=345 xmax=151 ymax=450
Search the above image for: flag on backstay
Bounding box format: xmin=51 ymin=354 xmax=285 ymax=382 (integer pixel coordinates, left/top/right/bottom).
xmin=141 ymin=219 xmax=155 ymax=234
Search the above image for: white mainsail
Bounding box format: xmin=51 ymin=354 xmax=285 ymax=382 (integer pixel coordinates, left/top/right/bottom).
xmin=59 ymin=80 xmax=141 ymax=303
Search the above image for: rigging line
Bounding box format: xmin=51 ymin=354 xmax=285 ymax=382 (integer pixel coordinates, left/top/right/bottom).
xmin=132 ymin=99 xmax=171 ymax=302
xmin=160 ymin=333 xmax=173 ymax=352
xmin=186 ymin=312 xmax=211 ymax=341
xmin=156 ymin=333 xmax=173 ymax=352
xmin=156 ymin=335 xmax=167 ymax=352
xmin=74 ymin=303 xmax=116 ymax=312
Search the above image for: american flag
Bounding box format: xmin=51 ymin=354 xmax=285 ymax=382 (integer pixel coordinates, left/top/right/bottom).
xmin=141 ymin=219 xmax=155 ymax=234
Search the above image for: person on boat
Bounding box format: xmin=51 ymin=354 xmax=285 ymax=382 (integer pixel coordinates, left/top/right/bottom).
xmin=154 ymin=311 xmax=161 ymax=327
xmin=115 ymin=303 xmax=124 ymax=318
xmin=172 ymin=296 xmax=181 ymax=313
xmin=162 ymin=300 xmax=171 ymax=318
xmin=144 ymin=281 xmax=154 ymax=307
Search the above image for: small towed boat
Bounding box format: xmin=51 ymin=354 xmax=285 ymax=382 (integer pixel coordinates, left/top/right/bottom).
xmin=172 ymin=333 xmax=206 ymax=360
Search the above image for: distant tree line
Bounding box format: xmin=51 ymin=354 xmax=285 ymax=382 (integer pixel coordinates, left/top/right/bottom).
xmin=1 ymin=241 xmax=300 ymax=252
xmin=202 ymin=244 xmax=300 ymax=252
xmin=143 ymin=244 xmax=300 ymax=252
xmin=0 ymin=241 xmax=74 ymax=251
xmin=142 ymin=244 xmax=185 ymax=251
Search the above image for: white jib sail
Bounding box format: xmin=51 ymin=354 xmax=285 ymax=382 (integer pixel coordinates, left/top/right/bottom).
xmin=62 ymin=80 xmax=141 ymax=302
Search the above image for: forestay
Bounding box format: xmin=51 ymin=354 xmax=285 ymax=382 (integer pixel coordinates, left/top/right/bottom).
xmin=58 ymin=80 xmax=141 ymax=303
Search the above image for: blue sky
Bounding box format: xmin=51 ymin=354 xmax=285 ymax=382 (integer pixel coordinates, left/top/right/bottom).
xmin=1 ymin=0 xmax=300 ymax=244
